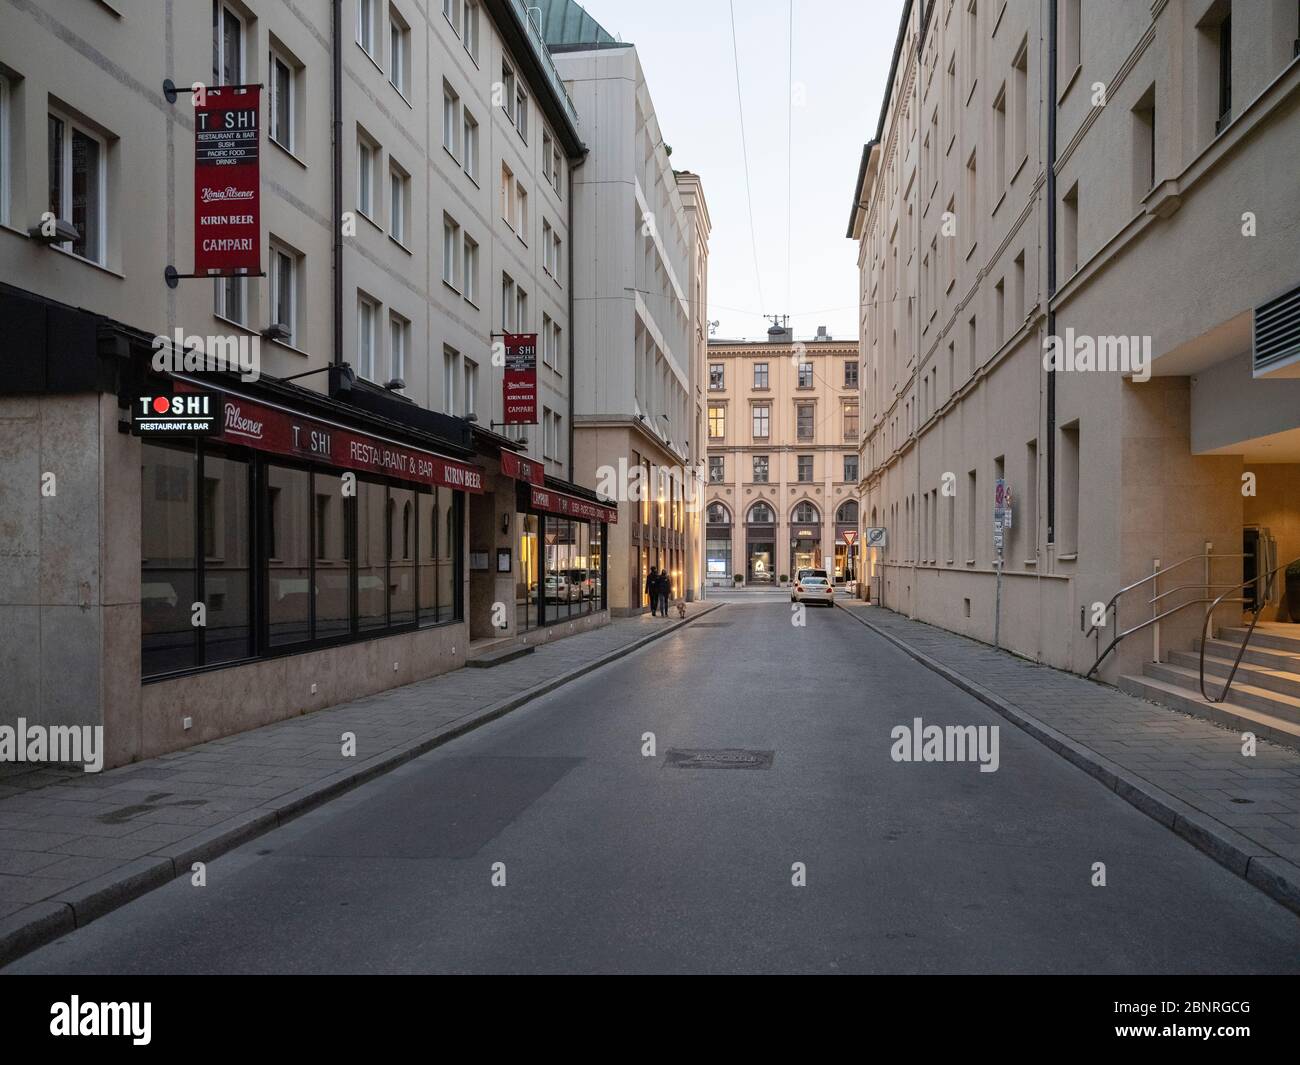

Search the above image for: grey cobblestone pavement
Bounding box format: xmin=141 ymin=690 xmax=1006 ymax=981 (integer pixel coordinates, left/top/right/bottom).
xmin=839 ymin=602 xmax=1300 ymax=910
xmin=0 ymin=604 xmax=720 ymax=959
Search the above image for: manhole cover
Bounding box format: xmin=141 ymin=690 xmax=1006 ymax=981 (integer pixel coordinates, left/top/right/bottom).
xmin=664 ymin=748 xmax=774 ymax=769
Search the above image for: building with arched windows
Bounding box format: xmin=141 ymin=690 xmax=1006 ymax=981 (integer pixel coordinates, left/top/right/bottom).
xmin=706 ymin=325 xmax=862 ymax=583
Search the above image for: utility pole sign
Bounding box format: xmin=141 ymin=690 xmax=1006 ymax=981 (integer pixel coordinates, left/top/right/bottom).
xmin=993 ymin=479 xmax=1013 ymax=648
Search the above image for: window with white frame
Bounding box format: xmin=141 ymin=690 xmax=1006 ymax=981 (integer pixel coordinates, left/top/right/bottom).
xmin=551 ymin=230 xmax=562 ymax=284
xmin=357 ymin=131 xmax=378 ymax=217
xmin=552 ymin=320 xmax=562 ymax=370
xmin=357 ymin=294 xmax=378 ymax=380
xmin=500 ymin=162 xmax=513 ymax=224
xmin=389 ymin=313 xmax=408 ymax=386
xmin=515 ymin=183 xmax=528 ymax=240
xmin=502 ymin=273 xmax=515 ymax=331
xmin=462 ymin=108 xmax=478 ymax=181
xmin=552 ymin=146 xmax=562 ymax=194
xmin=389 ymin=7 xmax=410 ymax=95
xmin=542 ymin=407 xmax=554 ymax=457
xmin=542 ymin=313 xmax=554 ymax=367
xmin=0 ymin=75 xmax=10 ymax=227
xmin=269 ymin=49 xmax=296 ymax=152
xmin=442 ymin=84 xmax=459 ymax=158
xmin=269 ymin=242 xmax=298 ymax=344
xmin=47 ymin=112 xmax=107 ymax=265
xmin=515 ymin=286 xmax=528 ymax=333
xmin=501 ymin=63 xmax=515 ymax=118
xmin=442 ymin=0 xmax=460 ymax=34
xmin=442 ymin=214 xmax=460 ymax=289
xmin=214 ymin=1 xmax=244 ymax=86
xmin=515 ymin=87 xmax=528 ymax=142
xmin=463 ymin=357 xmax=477 ymax=417
xmin=443 ymin=346 xmax=459 ymax=414
xmin=215 ymin=274 xmax=245 ymax=324
xmin=464 ymin=1 xmax=480 ymax=60
xmin=462 ymin=234 xmax=478 ymax=304
xmin=542 ymin=220 xmax=553 ymax=274
xmin=357 ymin=0 xmax=377 ymax=57
xmin=389 ymin=162 xmax=408 ymax=243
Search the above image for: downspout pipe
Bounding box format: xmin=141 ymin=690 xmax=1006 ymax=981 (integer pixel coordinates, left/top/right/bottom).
xmin=566 ymin=153 xmax=585 ymax=484
xmin=331 ymin=0 xmax=344 ymax=376
xmin=1046 ymin=0 xmax=1058 ymax=544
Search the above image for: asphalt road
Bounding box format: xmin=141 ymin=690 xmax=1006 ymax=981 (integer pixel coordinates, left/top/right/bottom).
xmin=10 ymin=601 xmax=1300 ymax=973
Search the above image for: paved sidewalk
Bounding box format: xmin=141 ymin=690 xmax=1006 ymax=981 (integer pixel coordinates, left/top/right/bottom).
xmin=838 ymin=602 xmax=1300 ymax=915
xmin=0 ymin=602 xmax=722 ymax=964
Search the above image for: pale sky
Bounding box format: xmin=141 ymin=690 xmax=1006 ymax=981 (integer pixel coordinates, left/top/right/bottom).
xmin=571 ymin=0 xmax=906 ymax=342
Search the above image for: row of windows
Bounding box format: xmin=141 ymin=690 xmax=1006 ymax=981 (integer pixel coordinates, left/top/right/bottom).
xmin=707 ymin=361 xmax=859 ymax=390
xmin=141 ymin=440 xmax=463 ymax=679
xmin=706 ymin=500 xmax=860 ymax=526
xmin=708 ymin=454 xmax=859 ymax=485
xmin=707 ymin=401 xmax=860 ymax=443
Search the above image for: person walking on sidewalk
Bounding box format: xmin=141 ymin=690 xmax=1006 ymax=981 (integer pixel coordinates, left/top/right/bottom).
xmin=646 ymin=567 xmax=660 ymax=616
xmin=656 ymin=569 xmax=671 ymax=618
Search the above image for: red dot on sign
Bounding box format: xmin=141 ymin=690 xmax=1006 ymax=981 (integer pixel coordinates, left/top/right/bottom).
xmin=152 ymin=397 xmax=170 ymax=413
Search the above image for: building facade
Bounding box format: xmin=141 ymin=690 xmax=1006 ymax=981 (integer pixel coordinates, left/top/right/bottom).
xmin=543 ymin=3 xmax=708 ymax=615
xmin=0 ymin=0 xmax=615 ymax=769
xmin=849 ymin=0 xmax=1300 ymax=734
xmin=705 ymin=327 xmax=861 ymax=587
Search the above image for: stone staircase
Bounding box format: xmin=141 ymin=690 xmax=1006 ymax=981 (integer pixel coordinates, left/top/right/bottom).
xmin=1120 ymin=624 xmax=1300 ymax=750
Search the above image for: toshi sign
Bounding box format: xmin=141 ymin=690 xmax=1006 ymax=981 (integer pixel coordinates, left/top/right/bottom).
xmin=503 ymin=333 xmax=538 ymax=425
xmin=194 ymin=86 xmax=261 ymax=276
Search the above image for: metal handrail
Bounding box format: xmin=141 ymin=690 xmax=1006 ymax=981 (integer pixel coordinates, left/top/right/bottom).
xmin=1198 ymin=556 xmax=1300 ymax=703
xmin=1082 ymin=551 xmax=1245 ymax=678
xmin=1082 ymin=552 xmax=1244 ymax=639
xmin=1085 ymin=596 xmax=1245 ymax=678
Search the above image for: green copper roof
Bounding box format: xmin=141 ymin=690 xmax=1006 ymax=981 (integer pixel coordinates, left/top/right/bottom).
xmin=534 ymin=0 xmax=621 ymax=47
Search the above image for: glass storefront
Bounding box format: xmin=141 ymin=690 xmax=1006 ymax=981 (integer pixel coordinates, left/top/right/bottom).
xmin=142 ymin=439 xmax=464 ymax=679
xmin=516 ymin=493 xmax=608 ymax=630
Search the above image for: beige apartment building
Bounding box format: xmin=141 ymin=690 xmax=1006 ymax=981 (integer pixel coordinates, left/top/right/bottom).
xmin=705 ymin=326 xmax=861 ymax=587
xmin=543 ymin=2 xmax=711 ymax=615
xmin=849 ymin=0 xmax=1300 ymax=743
xmin=0 ymin=0 xmax=616 ymax=768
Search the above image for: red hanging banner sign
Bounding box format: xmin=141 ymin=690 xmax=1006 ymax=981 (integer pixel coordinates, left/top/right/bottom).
xmin=529 ymin=486 xmax=618 ymax=524
xmin=500 ymin=450 xmax=545 ymax=486
xmin=194 ymin=86 xmax=262 ymax=275
xmin=503 ymin=332 xmax=538 ymax=425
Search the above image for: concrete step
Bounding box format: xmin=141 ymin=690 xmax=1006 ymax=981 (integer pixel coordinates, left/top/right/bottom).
xmin=1196 ymin=636 xmax=1300 ymax=672
xmin=1118 ymin=673 xmax=1300 ymax=752
xmin=1141 ymin=660 xmax=1300 ymax=726
xmin=1168 ymin=650 xmax=1300 ymax=700
xmin=1218 ymin=625 xmax=1300 ymax=653
xmin=466 ymin=642 xmax=535 ymax=668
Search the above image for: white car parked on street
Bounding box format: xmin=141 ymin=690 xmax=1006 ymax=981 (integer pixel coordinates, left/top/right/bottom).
xmin=791 ymin=574 xmax=835 ymax=606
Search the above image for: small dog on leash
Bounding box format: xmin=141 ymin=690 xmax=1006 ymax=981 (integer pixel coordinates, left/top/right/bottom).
xmin=675 ymin=599 xmax=687 ymax=619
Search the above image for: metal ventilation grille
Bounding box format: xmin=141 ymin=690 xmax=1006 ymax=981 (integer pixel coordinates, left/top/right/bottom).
xmin=1254 ymin=284 xmax=1300 ymax=371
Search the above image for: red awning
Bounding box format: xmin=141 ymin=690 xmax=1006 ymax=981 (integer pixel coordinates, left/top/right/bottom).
xmin=529 ymin=485 xmax=618 ymax=524
xmin=186 ymin=384 xmax=485 ymax=493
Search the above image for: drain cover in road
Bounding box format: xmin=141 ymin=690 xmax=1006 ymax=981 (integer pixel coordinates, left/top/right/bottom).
xmin=664 ymin=748 xmax=774 ymax=769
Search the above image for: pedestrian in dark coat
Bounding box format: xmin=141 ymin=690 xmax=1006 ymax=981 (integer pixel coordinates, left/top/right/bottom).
xmin=646 ymin=567 xmax=659 ymax=615
xmin=656 ymin=570 xmax=671 ymax=617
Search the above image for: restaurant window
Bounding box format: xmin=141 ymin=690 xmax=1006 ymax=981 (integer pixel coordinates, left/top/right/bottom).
xmin=143 ymin=441 xmax=464 ymax=678
xmin=142 ymin=444 xmax=200 ymax=676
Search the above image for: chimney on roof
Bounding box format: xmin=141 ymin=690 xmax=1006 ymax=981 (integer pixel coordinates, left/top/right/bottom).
xmin=815 ymin=325 xmax=831 ymax=341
